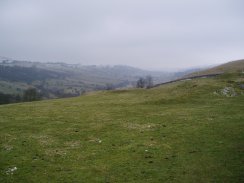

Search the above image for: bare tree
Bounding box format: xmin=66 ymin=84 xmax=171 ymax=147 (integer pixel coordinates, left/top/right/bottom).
xmin=136 ymin=76 xmax=153 ymax=88
xmin=145 ymin=75 xmax=153 ymax=88
xmin=136 ymin=77 xmax=146 ymax=88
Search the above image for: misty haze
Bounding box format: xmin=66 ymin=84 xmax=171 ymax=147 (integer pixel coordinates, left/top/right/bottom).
xmin=1 ymin=0 xmax=243 ymax=70
xmin=0 ymin=1 xmax=243 ymax=183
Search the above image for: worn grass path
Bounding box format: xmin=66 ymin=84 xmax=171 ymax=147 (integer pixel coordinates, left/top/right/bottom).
xmin=0 ymin=74 xmax=243 ymax=182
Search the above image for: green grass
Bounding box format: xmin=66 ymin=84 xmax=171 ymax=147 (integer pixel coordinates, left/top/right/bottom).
xmin=0 ymin=73 xmax=243 ymax=182
xmin=185 ymin=59 xmax=244 ymax=77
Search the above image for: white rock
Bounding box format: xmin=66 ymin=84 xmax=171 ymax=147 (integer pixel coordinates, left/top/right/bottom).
xmin=6 ymin=167 xmax=17 ymax=175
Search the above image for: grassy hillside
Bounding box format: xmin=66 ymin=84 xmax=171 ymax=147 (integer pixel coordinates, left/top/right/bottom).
xmin=184 ymin=59 xmax=244 ymax=78
xmin=0 ymin=73 xmax=243 ymax=182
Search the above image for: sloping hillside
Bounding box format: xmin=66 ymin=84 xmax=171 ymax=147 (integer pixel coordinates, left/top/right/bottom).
xmin=184 ymin=59 xmax=244 ymax=78
xmin=0 ymin=73 xmax=243 ymax=182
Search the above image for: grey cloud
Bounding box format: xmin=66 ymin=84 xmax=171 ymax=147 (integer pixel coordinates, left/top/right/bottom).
xmin=0 ymin=0 xmax=243 ymax=70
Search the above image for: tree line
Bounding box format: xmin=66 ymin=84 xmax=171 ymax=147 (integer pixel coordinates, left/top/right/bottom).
xmin=0 ymin=88 xmax=40 ymax=105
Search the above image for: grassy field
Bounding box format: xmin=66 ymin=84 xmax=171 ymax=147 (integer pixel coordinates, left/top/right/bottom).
xmin=0 ymin=73 xmax=243 ymax=182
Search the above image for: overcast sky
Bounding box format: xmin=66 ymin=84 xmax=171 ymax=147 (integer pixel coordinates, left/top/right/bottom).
xmin=0 ymin=0 xmax=243 ymax=70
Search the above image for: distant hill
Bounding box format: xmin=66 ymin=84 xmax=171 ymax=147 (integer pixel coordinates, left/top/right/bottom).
xmin=1 ymin=58 xmax=191 ymax=101
xmin=184 ymin=59 xmax=244 ymax=78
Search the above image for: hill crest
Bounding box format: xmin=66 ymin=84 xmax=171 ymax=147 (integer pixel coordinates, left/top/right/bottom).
xmin=184 ymin=59 xmax=244 ymax=78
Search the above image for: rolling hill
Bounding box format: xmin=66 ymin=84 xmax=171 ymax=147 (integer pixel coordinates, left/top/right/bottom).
xmin=0 ymin=71 xmax=243 ymax=182
xmin=184 ymin=59 xmax=244 ymax=78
